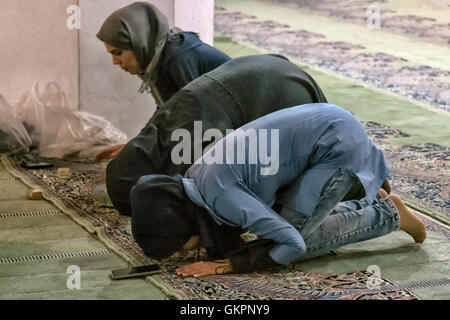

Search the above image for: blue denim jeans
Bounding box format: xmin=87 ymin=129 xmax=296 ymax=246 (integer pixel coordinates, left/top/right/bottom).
xmin=278 ymin=168 xmax=400 ymax=262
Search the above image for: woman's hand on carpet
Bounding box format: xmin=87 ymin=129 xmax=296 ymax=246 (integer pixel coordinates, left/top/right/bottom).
xmin=95 ymin=144 xmax=125 ymax=162
xmin=176 ymin=259 xmax=233 ymax=278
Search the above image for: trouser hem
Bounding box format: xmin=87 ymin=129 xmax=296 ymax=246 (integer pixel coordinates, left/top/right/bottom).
xmin=383 ymin=196 xmax=400 ymax=231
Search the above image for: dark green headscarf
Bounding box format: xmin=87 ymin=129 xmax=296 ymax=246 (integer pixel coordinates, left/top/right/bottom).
xmin=96 ymin=2 xmax=171 ymax=101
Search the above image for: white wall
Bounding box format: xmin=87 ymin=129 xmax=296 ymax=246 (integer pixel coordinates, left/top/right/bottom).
xmin=0 ymin=0 xmax=79 ymax=109
xmin=175 ymin=0 xmax=214 ymax=45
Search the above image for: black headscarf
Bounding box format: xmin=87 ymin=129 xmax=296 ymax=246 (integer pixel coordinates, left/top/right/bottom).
xmin=130 ymin=174 xmax=194 ymax=259
xmin=130 ymin=174 xmax=244 ymax=260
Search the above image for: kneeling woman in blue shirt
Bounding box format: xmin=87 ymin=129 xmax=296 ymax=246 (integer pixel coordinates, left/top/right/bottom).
xmin=130 ymin=104 xmax=427 ymax=276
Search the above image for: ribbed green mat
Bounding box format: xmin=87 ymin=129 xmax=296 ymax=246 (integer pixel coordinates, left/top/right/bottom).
xmin=0 ymin=161 xmax=167 ymax=300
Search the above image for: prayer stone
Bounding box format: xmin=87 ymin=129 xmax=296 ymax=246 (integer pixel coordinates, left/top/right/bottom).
xmin=26 ymin=188 xmax=43 ymax=200
xmin=57 ymin=168 xmax=71 ymax=179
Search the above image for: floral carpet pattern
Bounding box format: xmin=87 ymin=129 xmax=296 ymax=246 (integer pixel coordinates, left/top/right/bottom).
xmin=267 ymin=0 xmax=450 ymax=46
xmin=365 ymin=123 xmax=450 ymax=225
xmin=214 ymin=5 xmax=450 ymax=112
xmin=3 ymin=120 xmax=449 ymax=300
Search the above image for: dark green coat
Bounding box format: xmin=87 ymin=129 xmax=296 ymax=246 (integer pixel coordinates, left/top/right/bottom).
xmin=107 ymin=54 xmax=328 ymax=215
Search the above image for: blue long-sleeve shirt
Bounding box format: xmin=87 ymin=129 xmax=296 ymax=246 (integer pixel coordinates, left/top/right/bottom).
xmin=182 ymin=104 xmax=391 ymax=265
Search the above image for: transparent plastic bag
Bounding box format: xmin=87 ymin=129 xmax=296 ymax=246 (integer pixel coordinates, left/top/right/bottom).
xmin=0 ymin=95 xmax=32 ymax=154
xmin=41 ymin=111 xmax=127 ymax=159
xmin=14 ymin=82 xmax=127 ymax=159
xmin=14 ymin=82 xmax=68 ymax=149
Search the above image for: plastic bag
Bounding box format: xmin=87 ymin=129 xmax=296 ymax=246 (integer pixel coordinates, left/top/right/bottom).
xmin=40 ymin=111 xmax=127 ymax=159
xmin=14 ymin=82 xmax=70 ymax=149
xmin=0 ymin=95 xmax=32 ymax=154
xmin=14 ymin=82 xmax=127 ymax=159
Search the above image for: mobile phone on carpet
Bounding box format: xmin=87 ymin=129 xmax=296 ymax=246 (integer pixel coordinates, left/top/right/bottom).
xmin=21 ymin=161 xmax=54 ymax=169
xmin=110 ymin=264 xmax=162 ymax=280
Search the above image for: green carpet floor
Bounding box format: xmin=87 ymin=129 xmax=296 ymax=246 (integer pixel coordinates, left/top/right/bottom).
xmin=214 ymin=0 xmax=450 ymax=147
xmin=298 ymin=224 xmax=450 ymax=299
xmin=211 ymin=12 xmax=450 ymax=298
xmin=214 ymin=36 xmax=450 ymax=147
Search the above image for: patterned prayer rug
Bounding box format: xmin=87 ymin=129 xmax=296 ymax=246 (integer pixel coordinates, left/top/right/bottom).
xmin=2 ymin=148 xmax=449 ymax=300
xmin=214 ymin=5 xmax=450 ymax=112
xmin=152 ymin=266 xmax=448 ymax=300
xmin=263 ymin=0 xmax=450 ymax=46
xmin=2 ymin=117 xmax=449 ymax=300
xmin=364 ymin=122 xmax=450 ymax=226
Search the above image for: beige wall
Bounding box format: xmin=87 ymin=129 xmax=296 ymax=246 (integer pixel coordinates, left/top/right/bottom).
xmin=0 ymin=0 xmax=215 ymax=138
xmin=0 ymin=0 xmax=79 ymax=109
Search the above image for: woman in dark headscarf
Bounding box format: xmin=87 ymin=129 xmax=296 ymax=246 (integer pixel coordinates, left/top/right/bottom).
xmin=105 ymin=54 xmax=328 ymax=216
xmin=130 ymin=104 xmax=426 ymax=276
xmin=95 ymin=2 xmax=231 ymax=161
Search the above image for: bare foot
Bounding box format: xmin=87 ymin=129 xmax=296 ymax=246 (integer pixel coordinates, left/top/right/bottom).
xmin=379 ymin=188 xmax=388 ymax=199
xmin=389 ymin=194 xmax=427 ymax=243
